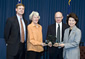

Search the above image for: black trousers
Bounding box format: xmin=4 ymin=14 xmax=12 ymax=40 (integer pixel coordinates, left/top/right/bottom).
xmin=27 ymin=51 xmax=43 ymax=59
xmin=48 ymin=47 xmax=63 ymax=59
xmin=7 ymin=42 xmax=26 ymax=59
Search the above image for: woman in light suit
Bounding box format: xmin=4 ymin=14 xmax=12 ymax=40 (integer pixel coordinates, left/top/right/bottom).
xmin=59 ymin=13 xmax=81 ymax=59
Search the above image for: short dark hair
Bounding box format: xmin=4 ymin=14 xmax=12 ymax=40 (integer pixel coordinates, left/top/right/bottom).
xmin=16 ymin=3 xmax=25 ymax=8
xmin=66 ymin=13 xmax=78 ymax=25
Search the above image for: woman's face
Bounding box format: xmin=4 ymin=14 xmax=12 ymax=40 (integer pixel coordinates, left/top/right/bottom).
xmin=68 ymin=17 xmax=76 ymax=27
xmin=32 ymin=15 xmax=39 ymax=24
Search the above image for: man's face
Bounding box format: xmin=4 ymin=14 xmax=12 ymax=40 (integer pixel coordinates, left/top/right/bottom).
xmin=55 ymin=12 xmax=63 ymax=23
xmin=16 ymin=6 xmax=25 ymax=15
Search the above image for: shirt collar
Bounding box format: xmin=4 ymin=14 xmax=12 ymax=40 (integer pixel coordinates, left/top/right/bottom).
xmin=31 ymin=22 xmax=40 ymax=28
xmin=16 ymin=14 xmax=23 ymax=20
xmin=56 ymin=22 xmax=62 ymax=26
xmin=69 ymin=25 xmax=77 ymax=31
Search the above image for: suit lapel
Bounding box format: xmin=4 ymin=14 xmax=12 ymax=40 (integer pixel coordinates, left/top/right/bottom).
xmin=15 ymin=16 xmax=20 ymax=35
xmin=14 ymin=16 xmax=20 ymax=36
xmin=68 ymin=26 xmax=77 ymax=40
xmin=54 ymin=23 xmax=56 ymax=36
xmin=69 ymin=31 xmax=75 ymax=38
xmin=62 ymin=23 xmax=65 ymax=33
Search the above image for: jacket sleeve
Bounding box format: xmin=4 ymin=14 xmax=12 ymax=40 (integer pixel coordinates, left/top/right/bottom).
xmin=4 ymin=19 xmax=12 ymax=43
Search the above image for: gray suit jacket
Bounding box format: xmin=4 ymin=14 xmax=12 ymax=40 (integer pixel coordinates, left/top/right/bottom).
xmin=63 ymin=26 xmax=81 ymax=59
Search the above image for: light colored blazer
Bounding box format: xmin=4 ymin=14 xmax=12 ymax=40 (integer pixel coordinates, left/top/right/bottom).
xmin=63 ymin=26 xmax=81 ymax=59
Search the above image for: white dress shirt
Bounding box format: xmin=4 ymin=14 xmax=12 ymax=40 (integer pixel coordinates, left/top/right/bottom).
xmin=56 ymin=22 xmax=62 ymax=42
xmin=16 ymin=14 xmax=26 ymax=42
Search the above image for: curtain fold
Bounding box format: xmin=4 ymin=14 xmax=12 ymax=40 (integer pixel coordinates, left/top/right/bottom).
xmin=0 ymin=0 xmax=85 ymax=42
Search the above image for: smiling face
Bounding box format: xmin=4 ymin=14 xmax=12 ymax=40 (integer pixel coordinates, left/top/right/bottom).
xmin=55 ymin=12 xmax=63 ymax=23
xmin=32 ymin=15 xmax=39 ymax=24
xmin=16 ymin=6 xmax=25 ymax=15
xmin=68 ymin=17 xmax=76 ymax=28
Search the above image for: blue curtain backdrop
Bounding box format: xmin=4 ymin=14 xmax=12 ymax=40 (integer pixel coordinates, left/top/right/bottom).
xmin=0 ymin=0 xmax=85 ymax=59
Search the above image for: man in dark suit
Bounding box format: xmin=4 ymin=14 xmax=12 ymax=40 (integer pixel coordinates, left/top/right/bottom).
xmin=47 ymin=12 xmax=68 ymax=59
xmin=4 ymin=3 xmax=28 ymax=59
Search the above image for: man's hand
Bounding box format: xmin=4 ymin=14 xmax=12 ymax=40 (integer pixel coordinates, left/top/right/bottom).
xmin=48 ymin=42 xmax=52 ymax=47
xmin=53 ymin=43 xmax=59 ymax=47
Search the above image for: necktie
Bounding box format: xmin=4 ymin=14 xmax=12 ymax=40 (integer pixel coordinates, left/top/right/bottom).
xmin=20 ymin=18 xmax=24 ymax=43
xmin=57 ymin=24 xmax=60 ymax=43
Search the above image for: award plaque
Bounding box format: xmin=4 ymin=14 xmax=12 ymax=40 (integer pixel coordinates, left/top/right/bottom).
xmin=46 ymin=35 xmax=57 ymax=44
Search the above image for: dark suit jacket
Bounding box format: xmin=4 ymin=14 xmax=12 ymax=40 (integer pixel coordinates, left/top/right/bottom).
xmin=47 ymin=23 xmax=68 ymax=42
xmin=4 ymin=16 xmax=28 ymax=56
xmin=46 ymin=23 xmax=69 ymax=53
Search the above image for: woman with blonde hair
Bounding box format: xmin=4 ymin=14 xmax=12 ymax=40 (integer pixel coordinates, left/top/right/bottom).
xmin=27 ymin=11 xmax=47 ymax=59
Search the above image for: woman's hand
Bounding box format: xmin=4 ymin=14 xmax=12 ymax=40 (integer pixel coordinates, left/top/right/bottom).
xmin=59 ymin=44 xmax=65 ymax=47
xmin=41 ymin=43 xmax=47 ymax=46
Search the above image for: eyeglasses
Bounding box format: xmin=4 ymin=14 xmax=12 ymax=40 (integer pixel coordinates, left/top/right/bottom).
xmin=55 ymin=17 xmax=62 ymax=19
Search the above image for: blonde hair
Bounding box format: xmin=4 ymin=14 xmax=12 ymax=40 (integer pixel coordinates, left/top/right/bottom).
xmin=29 ymin=11 xmax=40 ymax=20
